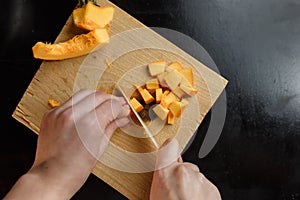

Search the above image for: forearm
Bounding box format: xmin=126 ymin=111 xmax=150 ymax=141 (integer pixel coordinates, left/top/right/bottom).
xmin=4 ymin=172 xmax=63 ymax=200
xmin=4 ymin=159 xmax=90 ymax=200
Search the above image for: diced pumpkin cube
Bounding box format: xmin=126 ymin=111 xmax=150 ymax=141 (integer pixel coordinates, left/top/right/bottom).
xmin=165 ymin=66 xmax=174 ymax=72
xmin=148 ymin=60 xmax=166 ymax=76
xmin=130 ymin=97 xmax=144 ymax=112
xmin=155 ymin=88 xmax=163 ymax=104
xmin=180 ymin=76 xmax=192 ymax=87
xmin=161 ymin=92 xmax=178 ymax=108
xmin=140 ymin=89 xmax=155 ymax=104
xmin=168 ymin=61 xmax=183 ymax=71
xmin=164 ymin=70 xmax=182 ymax=90
xmin=168 ymin=101 xmax=182 ymax=118
xmin=160 ymin=90 xmax=170 ymax=108
xmin=48 ymin=99 xmax=61 ymax=108
xmin=167 ymin=112 xmax=175 ymax=125
xmin=179 ymin=82 xmax=198 ymax=96
xmin=146 ymin=78 xmax=160 ymax=90
xmin=156 ymin=71 xmax=168 ymax=87
xmin=179 ymin=68 xmax=194 ymax=86
xmin=172 ymin=87 xmax=186 ymax=99
xmin=153 ymin=104 xmax=169 ymax=120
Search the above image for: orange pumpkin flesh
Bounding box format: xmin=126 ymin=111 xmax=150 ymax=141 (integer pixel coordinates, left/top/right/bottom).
xmin=73 ymin=1 xmax=115 ymax=31
xmin=32 ymin=28 xmax=110 ymax=60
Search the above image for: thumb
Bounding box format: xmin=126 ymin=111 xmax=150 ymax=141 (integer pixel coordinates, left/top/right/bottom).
xmin=155 ymin=138 xmax=181 ymax=170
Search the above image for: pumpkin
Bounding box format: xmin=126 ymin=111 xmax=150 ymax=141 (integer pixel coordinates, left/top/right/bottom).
xmin=129 ymin=60 xmax=198 ymax=125
xmin=32 ymin=28 xmax=110 ymax=60
xmin=48 ymin=99 xmax=61 ymax=108
xmin=73 ymin=1 xmax=115 ymax=31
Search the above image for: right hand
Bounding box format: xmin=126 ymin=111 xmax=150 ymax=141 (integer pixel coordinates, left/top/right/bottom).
xmin=150 ymin=138 xmax=222 ymax=200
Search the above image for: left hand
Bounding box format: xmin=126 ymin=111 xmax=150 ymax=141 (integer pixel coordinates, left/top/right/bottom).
xmin=4 ymin=89 xmax=130 ymax=200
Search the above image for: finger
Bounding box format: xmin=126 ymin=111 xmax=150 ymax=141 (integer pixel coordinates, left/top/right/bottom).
xmin=114 ymin=96 xmax=127 ymax=106
xmin=85 ymin=117 xmax=130 ymax=159
xmin=71 ymin=91 xmax=113 ymax=121
xmin=95 ymin=99 xmax=130 ymax=131
xmin=180 ymin=162 xmax=200 ymax=173
xmin=197 ymin=173 xmax=222 ymax=199
xmin=155 ymin=138 xmax=181 ymax=170
xmin=105 ymin=117 xmax=130 ymax=139
xmin=177 ymin=156 xmax=183 ymax=163
xmin=118 ymin=104 xmax=131 ymax=118
xmin=53 ymin=89 xmax=95 ymax=114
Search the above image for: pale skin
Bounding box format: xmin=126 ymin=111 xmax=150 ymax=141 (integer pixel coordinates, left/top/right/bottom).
xmin=150 ymin=138 xmax=222 ymax=200
xmin=4 ymin=89 xmax=221 ymax=200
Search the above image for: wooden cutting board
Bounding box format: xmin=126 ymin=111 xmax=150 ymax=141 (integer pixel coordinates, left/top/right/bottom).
xmin=12 ymin=0 xmax=228 ymax=199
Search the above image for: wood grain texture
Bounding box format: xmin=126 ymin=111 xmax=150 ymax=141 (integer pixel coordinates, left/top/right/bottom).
xmin=12 ymin=0 xmax=228 ymax=199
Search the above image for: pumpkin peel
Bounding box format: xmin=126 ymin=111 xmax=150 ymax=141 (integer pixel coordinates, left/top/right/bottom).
xmin=32 ymin=28 xmax=110 ymax=60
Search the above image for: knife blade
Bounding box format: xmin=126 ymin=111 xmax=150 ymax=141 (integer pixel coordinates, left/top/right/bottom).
xmin=116 ymin=85 xmax=159 ymax=149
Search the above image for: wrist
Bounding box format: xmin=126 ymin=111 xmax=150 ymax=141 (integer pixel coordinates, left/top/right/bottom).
xmin=4 ymin=168 xmax=76 ymax=200
xmin=27 ymin=158 xmax=90 ymax=199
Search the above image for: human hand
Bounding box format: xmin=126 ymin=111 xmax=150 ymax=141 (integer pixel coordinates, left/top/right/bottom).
xmin=33 ymin=89 xmax=130 ymax=169
xmin=5 ymin=89 xmax=130 ymax=200
xmin=150 ymin=138 xmax=222 ymax=200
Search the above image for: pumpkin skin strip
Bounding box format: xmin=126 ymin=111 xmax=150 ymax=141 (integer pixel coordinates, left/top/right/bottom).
xmin=32 ymin=28 xmax=110 ymax=60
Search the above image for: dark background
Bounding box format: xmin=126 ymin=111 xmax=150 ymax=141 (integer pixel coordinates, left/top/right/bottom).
xmin=1 ymin=0 xmax=300 ymax=199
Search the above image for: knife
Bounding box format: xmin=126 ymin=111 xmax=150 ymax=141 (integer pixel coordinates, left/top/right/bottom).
xmin=116 ymin=85 xmax=159 ymax=150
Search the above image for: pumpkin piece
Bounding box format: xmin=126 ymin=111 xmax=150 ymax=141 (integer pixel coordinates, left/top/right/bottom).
xmin=179 ymin=82 xmax=198 ymax=96
xmin=146 ymin=78 xmax=160 ymax=90
xmin=164 ymin=69 xmax=182 ymax=90
xmin=148 ymin=60 xmax=166 ymax=76
xmin=139 ymin=89 xmax=155 ymax=104
xmin=153 ymin=104 xmax=169 ymax=120
xmin=179 ymin=68 xmax=194 ymax=86
xmin=134 ymin=84 xmax=144 ymax=93
xmin=161 ymin=92 xmax=178 ymax=108
xmin=73 ymin=1 xmax=115 ymax=31
xmin=180 ymin=76 xmax=192 ymax=87
xmin=180 ymin=98 xmax=189 ymax=107
xmin=167 ymin=112 xmax=175 ymax=125
xmin=32 ymin=28 xmax=110 ymax=60
xmin=168 ymin=101 xmax=182 ymax=118
xmin=48 ymin=99 xmax=60 ymax=108
xmin=73 ymin=6 xmax=85 ymax=27
xmin=172 ymin=87 xmax=186 ymax=99
xmin=165 ymin=66 xmax=174 ymax=72
xmin=168 ymin=61 xmax=183 ymax=71
xmin=155 ymin=88 xmax=163 ymax=104
xmin=130 ymin=97 xmax=144 ymax=112
xmin=160 ymin=90 xmax=170 ymax=108
xmin=156 ymin=71 xmax=168 ymax=87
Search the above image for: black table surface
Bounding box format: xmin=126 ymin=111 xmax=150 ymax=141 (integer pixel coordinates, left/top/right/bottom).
xmin=1 ymin=0 xmax=300 ymax=199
